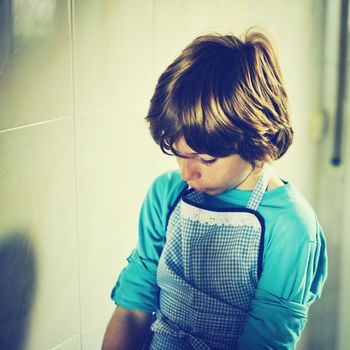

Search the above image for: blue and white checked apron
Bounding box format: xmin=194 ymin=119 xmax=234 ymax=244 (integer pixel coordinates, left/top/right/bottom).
xmin=148 ymin=167 xmax=271 ymax=349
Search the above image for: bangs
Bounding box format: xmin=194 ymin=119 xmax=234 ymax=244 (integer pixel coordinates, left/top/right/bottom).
xmin=146 ymin=31 xmax=293 ymax=167
xmin=160 ymin=66 xmax=245 ymax=158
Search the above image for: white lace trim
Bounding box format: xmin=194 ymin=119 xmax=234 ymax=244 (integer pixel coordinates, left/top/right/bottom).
xmin=180 ymin=201 xmax=261 ymax=229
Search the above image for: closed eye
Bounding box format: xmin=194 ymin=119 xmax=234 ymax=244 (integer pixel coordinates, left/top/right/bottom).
xmin=200 ymin=158 xmax=217 ymax=166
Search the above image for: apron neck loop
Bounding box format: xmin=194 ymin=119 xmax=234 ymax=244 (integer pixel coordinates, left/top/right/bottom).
xmin=246 ymin=164 xmax=271 ymax=211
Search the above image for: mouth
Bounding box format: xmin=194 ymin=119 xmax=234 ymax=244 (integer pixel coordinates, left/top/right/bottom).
xmin=195 ymin=188 xmax=207 ymax=192
xmin=188 ymin=184 xmax=220 ymax=194
xmin=189 ymin=185 xmax=208 ymax=192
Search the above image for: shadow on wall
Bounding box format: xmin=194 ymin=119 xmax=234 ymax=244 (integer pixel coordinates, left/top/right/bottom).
xmin=0 ymin=232 xmax=37 ymax=349
xmin=0 ymin=0 xmax=13 ymax=77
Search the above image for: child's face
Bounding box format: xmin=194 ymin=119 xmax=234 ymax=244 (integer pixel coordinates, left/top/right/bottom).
xmin=174 ymin=137 xmax=253 ymax=196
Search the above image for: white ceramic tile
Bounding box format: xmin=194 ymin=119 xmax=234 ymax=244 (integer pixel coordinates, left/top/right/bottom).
xmin=213 ymin=0 xmax=251 ymax=32
xmin=0 ymin=118 xmax=80 ymax=350
xmin=50 ymin=335 xmax=81 ymax=350
xmin=154 ymin=151 xmax=178 ymax=178
xmin=303 ymin=320 xmax=337 ymax=350
xmin=75 ymin=101 xmax=156 ymax=330
xmin=338 ymin=168 xmax=350 ymax=349
xmin=81 ymin=317 xmax=112 ymax=350
xmin=73 ymin=0 xmax=154 ymax=113
xmin=154 ymin=0 xmax=219 ymax=78
xmin=323 ymin=0 xmax=341 ymax=64
xmin=322 ymin=62 xmax=341 ymax=110
xmin=0 ymin=0 xmax=73 ymax=131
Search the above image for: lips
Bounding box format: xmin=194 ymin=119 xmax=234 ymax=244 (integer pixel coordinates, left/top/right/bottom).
xmin=194 ymin=188 xmax=208 ymax=192
xmin=190 ymin=186 xmax=208 ymax=192
xmin=188 ymin=182 xmax=208 ymax=192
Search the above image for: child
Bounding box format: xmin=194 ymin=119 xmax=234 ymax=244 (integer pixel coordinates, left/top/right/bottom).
xmin=102 ymin=29 xmax=328 ymax=349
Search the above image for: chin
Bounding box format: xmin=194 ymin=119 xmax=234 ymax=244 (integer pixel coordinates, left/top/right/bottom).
xmin=205 ymin=188 xmax=223 ymax=196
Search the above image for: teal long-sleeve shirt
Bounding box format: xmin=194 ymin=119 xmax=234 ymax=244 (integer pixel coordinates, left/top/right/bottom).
xmin=111 ymin=170 xmax=328 ymax=349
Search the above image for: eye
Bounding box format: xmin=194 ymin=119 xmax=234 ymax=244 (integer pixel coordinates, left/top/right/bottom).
xmin=200 ymin=158 xmax=217 ymax=166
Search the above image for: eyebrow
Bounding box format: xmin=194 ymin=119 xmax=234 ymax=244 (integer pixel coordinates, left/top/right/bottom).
xmin=174 ymin=152 xmax=198 ymax=159
xmin=172 ymin=143 xmax=215 ymax=159
xmin=173 ymin=150 xmax=214 ymax=159
xmin=171 ymin=145 xmax=198 ymax=156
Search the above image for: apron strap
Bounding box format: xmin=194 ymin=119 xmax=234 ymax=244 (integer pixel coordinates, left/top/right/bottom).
xmin=246 ymin=164 xmax=271 ymax=211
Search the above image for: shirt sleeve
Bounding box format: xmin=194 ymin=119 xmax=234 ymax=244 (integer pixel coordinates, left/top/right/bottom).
xmin=110 ymin=171 xmax=186 ymax=312
xmin=237 ymin=218 xmax=328 ymax=349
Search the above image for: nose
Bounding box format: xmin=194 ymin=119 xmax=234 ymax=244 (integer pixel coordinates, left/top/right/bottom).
xmin=177 ymin=158 xmax=201 ymax=182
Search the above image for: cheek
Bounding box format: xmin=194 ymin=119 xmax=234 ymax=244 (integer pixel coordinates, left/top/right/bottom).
xmin=203 ymin=166 xmax=222 ymax=181
xmin=208 ymin=164 xmax=234 ymax=183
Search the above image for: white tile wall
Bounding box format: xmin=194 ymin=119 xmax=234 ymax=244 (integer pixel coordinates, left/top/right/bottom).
xmin=0 ymin=0 xmax=73 ymax=131
xmin=0 ymin=0 xmax=333 ymax=349
xmin=0 ymin=118 xmax=80 ymax=349
xmin=73 ymin=0 xmax=154 ymax=114
xmin=306 ymin=0 xmax=348 ymax=349
xmin=337 ymin=141 xmax=350 ymax=348
xmin=75 ymin=101 xmax=156 ymax=332
xmin=50 ymin=335 xmax=81 ymax=350
xmin=81 ymin=318 xmax=110 ymax=350
xmin=323 ymin=0 xmax=341 ymax=64
xmin=154 ymin=0 xmax=218 ymax=78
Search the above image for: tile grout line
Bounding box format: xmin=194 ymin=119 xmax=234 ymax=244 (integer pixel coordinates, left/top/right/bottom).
xmin=0 ymin=103 xmax=148 ymax=135
xmin=50 ymin=334 xmax=80 ymax=350
xmin=0 ymin=116 xmax=72 ymax=134
xmin=68 ymin=0 xmax=83 ymax=348
xmin=0 ymin=99 xmax=150 ymax=136
xmin=152 ymin=0 xmax=157 ymax=177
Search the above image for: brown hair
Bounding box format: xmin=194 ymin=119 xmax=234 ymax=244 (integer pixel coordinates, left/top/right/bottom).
xmin=145 ymin=29 xmax=294 ymax=167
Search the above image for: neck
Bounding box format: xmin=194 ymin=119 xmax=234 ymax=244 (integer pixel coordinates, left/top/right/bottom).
xmin=235 ymin=165 xmax=265 ymax=191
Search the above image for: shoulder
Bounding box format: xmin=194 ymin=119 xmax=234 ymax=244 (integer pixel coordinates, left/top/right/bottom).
xmin=259 ymin=184 xmax=327 ymax=303
xmin=146 ymin=170 xmax=187 ymax=213
xmin=151 ymin=169 xmax=186 ymax=197
xmin=137 ymin=170 xmax=187 ymax=243
xmin=263 ymin=182 xmax=320 ymax=244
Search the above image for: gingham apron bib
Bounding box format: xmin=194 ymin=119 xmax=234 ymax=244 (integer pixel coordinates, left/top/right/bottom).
xmin=148 ymin=168 xmax=270 ymax=349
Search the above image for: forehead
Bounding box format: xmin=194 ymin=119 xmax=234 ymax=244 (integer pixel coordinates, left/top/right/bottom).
xmin=174 ymin=137 xmax=206 ymax=157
